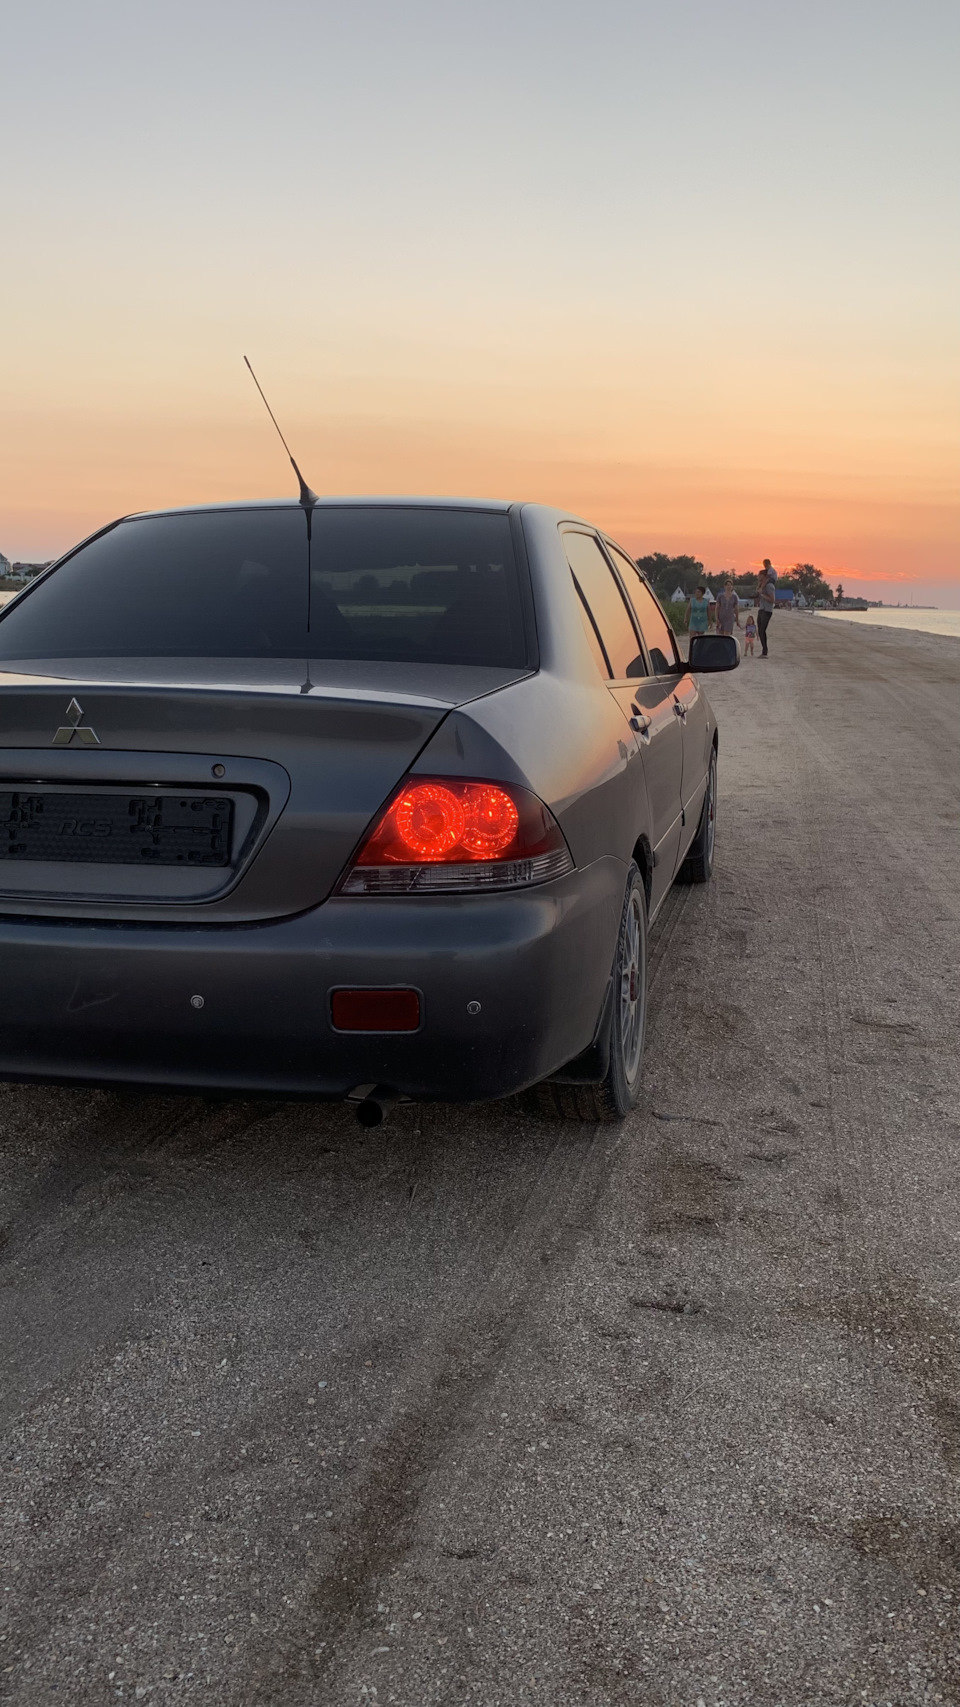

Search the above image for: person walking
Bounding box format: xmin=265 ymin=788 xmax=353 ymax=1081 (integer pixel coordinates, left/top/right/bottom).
xmin=715 ymin=578 xmax=741 ymax=638
xmin=756 ymin=558 xmax=777 ymax=656
xmin=685 ymin=584 xmax=712 ymax=639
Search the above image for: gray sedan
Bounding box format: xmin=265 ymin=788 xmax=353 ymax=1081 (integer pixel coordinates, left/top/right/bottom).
xmin=0 ymin=499 xmax=737 ymax=1121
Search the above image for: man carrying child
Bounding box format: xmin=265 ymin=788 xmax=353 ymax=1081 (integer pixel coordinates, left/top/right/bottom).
xmin=756 ymin=559 xmax=777 ymax=656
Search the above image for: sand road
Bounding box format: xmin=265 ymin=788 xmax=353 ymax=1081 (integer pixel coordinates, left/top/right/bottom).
xmin=2 ymin=614 xmax=959 ymax=1706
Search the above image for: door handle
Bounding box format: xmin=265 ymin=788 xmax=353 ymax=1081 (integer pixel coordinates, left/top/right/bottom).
xmin=673 ymin=700 xmax=687 ymax=723
xmin=629 ymin=708 xmax=651 ymax=736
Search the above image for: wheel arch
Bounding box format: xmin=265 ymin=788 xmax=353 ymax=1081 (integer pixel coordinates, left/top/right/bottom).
xmin=630 ymin=834 xmax=654 ymax=910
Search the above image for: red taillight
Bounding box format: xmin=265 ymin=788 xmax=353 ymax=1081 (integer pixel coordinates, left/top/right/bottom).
xmin=459 ymin=786 xmax=519 ymax=856
xmin=331 ymin=988 xmax=421 ymax=1031
xmin=394 ymin=783 xmax=467 ymax=858
xmin=378 ymin=781 xmax=519 ymax=863
xmin=339 ymin=776 xmax=573 ymax=895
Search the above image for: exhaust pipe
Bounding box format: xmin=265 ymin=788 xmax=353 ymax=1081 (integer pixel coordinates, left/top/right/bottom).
xmin=355 ymin=1085 xmax=399 ymax=1128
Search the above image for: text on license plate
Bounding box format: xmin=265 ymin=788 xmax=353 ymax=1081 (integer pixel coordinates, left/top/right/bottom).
xmin=0 ymin=792 xmax=234 ymax=866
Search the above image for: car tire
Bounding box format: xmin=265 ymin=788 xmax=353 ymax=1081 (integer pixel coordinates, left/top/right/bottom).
xmin=536 ymin=862 xmax=647 ymax=1123
xmin=677 ymin=746 xmax=717 ymax=884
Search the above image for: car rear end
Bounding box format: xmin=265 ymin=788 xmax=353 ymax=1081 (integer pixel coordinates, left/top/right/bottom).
xmin=0 ymin=501 xmax=617 ymax=1101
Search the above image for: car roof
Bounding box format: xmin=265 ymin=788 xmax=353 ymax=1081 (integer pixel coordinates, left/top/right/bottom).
xmin=127 ymin=496 xmax=516 ymax=520
xmin=122 ymin=497 xmax=602 ymax=528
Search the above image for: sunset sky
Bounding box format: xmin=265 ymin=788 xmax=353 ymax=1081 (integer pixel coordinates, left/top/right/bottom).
xmin=2 ymin=0 xmax=958 ymax=601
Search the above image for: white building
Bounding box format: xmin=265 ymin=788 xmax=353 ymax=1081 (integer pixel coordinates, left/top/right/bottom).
xmin=11 ymin=562 xmax=49 ymax=580
xmin=0 ymin=553 xmax=11 ymax=578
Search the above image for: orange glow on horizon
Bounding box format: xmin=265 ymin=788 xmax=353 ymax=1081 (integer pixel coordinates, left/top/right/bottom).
xmin=3 ymin=364 xmax=958 ymax=603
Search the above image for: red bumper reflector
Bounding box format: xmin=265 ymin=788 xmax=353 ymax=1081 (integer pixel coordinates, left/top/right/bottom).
xmin=330 ymin=988 xmax=421 ymax=1032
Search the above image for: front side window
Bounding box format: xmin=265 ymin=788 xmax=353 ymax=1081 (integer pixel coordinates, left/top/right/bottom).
xmin=606 ymin=545 xmax=680 ymax=676
xmin=561 ymin=531 xmax=644 ymax=680
xmin=0 ymin=507 xmax=531 ymax=667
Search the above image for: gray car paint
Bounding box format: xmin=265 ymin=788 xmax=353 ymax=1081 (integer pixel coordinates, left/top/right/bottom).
xmin=0 ymin=661 xmax=531 ymax=920
xmin=0 ymin=496 xmax=723 ymax=1099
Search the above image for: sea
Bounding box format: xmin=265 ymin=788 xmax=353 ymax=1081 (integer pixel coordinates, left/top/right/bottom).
xmin=817 ymin=608 xmax=960 ymax=641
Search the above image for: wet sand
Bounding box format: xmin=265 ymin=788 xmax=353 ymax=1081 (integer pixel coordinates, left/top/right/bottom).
xmin=2 ymin=612 xmax=960 ymax=1705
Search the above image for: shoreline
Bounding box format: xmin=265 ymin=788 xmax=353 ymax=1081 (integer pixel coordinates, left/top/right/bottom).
xmin=814 ymin=606 xmax=960 ymax=642
xmin=808 ymin=612 xmax=960 ymax=652
xmin=681 ymin=612 xmax=960 ymax=654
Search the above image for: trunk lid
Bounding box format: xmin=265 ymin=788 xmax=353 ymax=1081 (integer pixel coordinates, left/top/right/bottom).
xmin=0 ymin=659 xmax=525 ymax=921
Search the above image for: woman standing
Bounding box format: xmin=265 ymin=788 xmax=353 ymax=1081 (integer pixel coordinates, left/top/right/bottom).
xmin=715 ymin=578 xmax=741 ymax=637
xmin=685 ymin=584 xmax=712 ymax=638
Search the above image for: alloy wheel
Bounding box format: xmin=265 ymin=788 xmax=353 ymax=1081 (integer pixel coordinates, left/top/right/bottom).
xmin=705 ymin=753 xmax=717 ymax=866
xmin=619 ymin=886 xmax=646 ymax=1081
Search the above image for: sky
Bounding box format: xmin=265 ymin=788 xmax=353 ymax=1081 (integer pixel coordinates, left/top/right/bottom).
xmin=2 ymin=0 xmax=958 ymax=602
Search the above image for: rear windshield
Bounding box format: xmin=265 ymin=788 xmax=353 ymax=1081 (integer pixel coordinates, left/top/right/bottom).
xmin=0 ymin=506 xmax=532 ymax=667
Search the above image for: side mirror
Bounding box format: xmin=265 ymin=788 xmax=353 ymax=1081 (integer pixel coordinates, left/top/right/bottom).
xmin=686 ymin=633 xmax=740 ymax=673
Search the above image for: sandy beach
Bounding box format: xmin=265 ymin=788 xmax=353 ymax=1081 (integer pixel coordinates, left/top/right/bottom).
xmin=2 ymin=611 xmax=960 ymax=1705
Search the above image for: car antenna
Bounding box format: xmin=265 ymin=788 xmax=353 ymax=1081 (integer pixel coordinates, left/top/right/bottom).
xmin=243 ymin=356 xmax=318 ymax=507
xmin=243 ymin=355 xmax=318 ymax=661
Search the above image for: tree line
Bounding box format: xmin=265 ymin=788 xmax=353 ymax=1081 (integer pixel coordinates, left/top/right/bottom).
xmin=636 ymin=553 xmax=838 ymax=606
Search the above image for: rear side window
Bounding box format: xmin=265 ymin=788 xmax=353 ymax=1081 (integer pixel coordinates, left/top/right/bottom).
xmin=561 ymin=532 xmax=644 ymax=679
xmin=0 ymin=506 xmax=531 ymax=667
xmin=608 ymin=551 xmax=681 ymax=677
xmin=572 ymin=581 xmax=612 ymax=677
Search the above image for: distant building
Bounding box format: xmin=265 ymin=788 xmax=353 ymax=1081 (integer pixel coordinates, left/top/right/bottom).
xmin=10 ymin=562 xmax=50 ymax=581
xmin=0 ymin=552 xmax=11 ymax=578
xmin=670 ymin=585 xmax=685 ymax=602
xmin=775 ymin=588 xmax=795 ymax=605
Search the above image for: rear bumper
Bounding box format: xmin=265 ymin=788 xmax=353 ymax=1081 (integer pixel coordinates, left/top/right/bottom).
xmin=0 ymin=860 xmax=624 ymax=1100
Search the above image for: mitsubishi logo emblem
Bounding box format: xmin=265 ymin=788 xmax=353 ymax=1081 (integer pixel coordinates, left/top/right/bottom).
xmin=52 ymin=698 xmax=100 ymax=747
